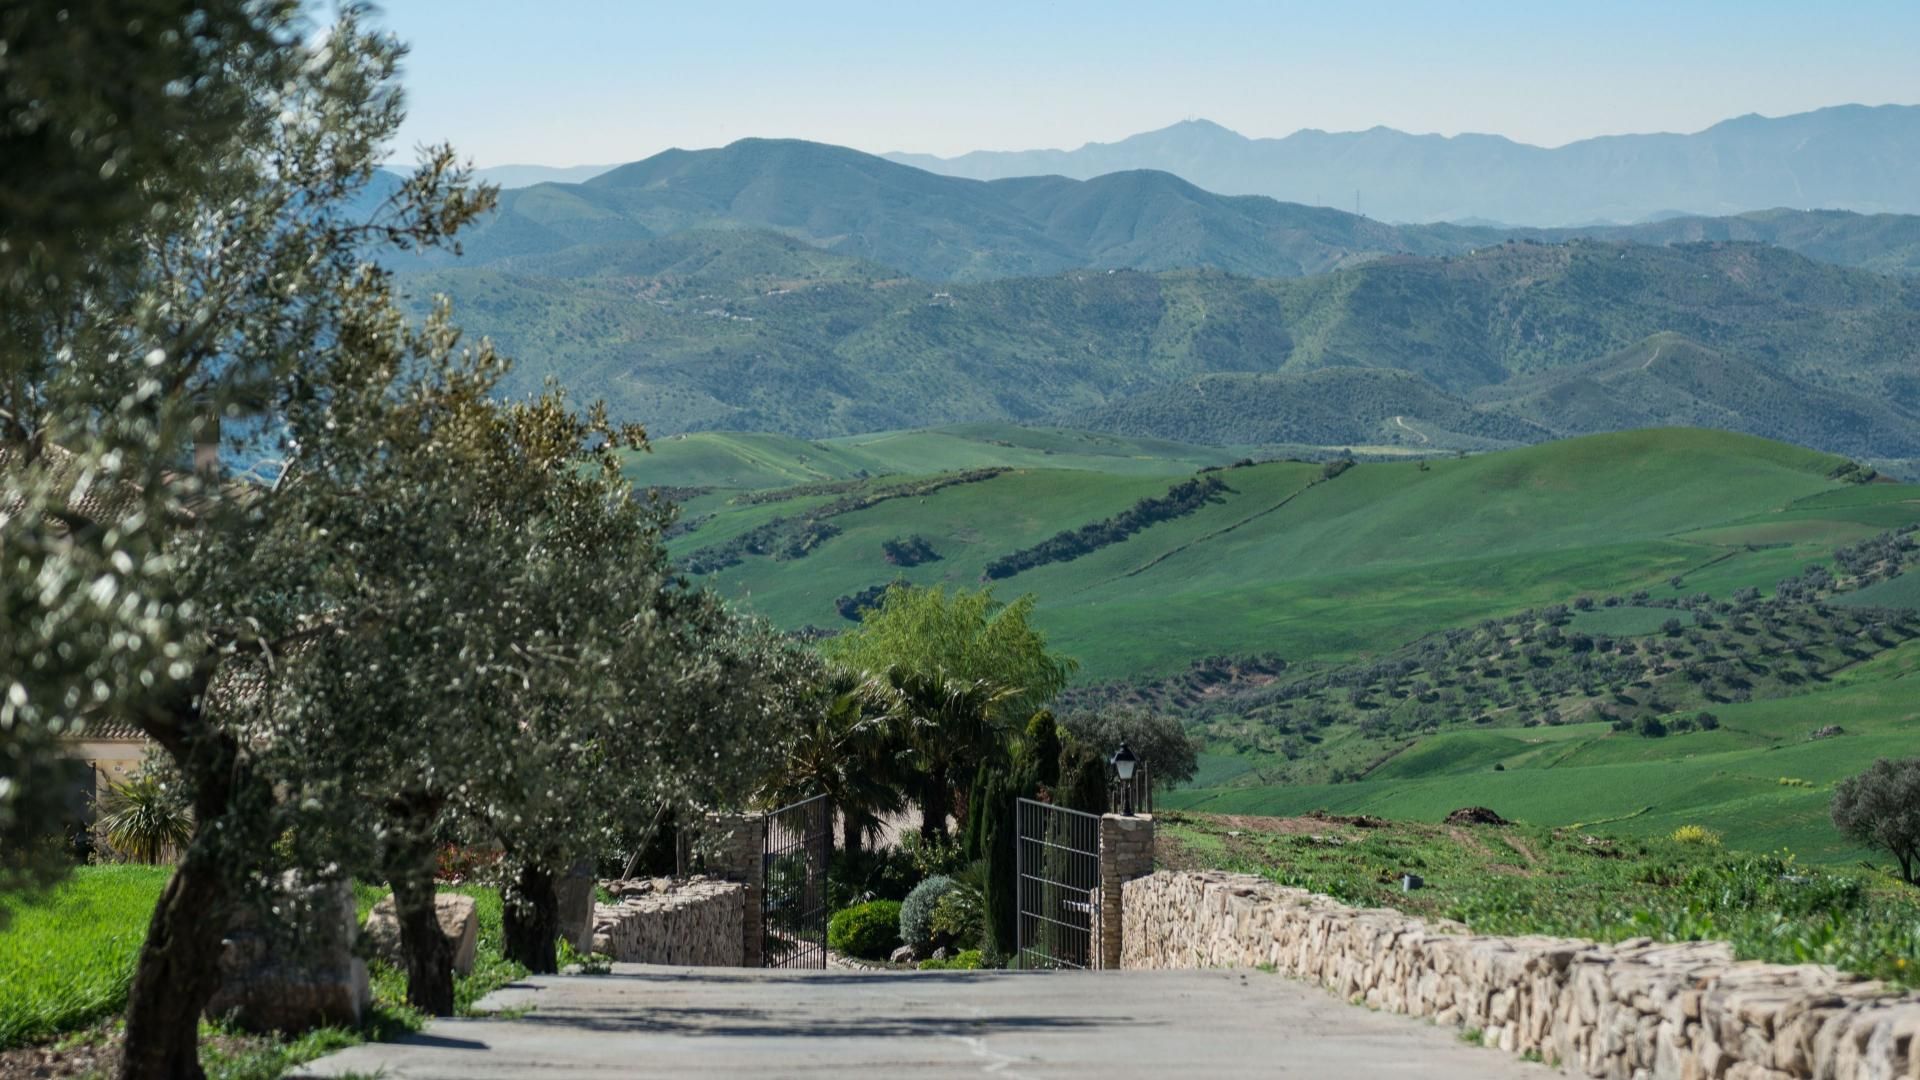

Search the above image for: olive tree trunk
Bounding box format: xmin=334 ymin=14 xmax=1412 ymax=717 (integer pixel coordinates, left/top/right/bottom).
xmin=119 ymin=716 xmax=247 ymax=1080
xmin=390 ymin=867 xmax=456 ymax=1015
xmin=502 ymin=863 xmax=560 ymax=974
xmin=384 ymin=793 xmax=455 ymax=1016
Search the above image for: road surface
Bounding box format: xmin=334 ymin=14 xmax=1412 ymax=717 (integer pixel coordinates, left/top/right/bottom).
xmin=294 ymin=964 xmax=1551 ymax=1079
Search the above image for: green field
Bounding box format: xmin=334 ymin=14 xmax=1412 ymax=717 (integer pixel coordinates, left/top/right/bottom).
xmin=647 ymin=427 xmax=1912 ymax=680
xmin=632 ymin=424 xmax=1249 ymax=493
xmin=1163 ymin=639 xmax=1920 ymax=862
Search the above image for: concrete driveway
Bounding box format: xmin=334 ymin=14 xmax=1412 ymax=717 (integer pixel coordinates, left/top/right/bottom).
xmin=295 ymin=964 xmax=1552 ymax=1079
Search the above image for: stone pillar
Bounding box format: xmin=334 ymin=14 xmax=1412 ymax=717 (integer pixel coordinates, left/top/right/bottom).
xmin=1096 ymin=813 xmax=1155 ymax=970
xmin=554 ymin=859 xmax=597 ymax=953
xmin=705 ymin=812 xmax=763 ymax=967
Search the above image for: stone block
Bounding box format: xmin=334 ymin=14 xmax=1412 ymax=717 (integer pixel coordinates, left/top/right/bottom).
xmin=207 ymin=878 xmax=369 ymax=1034
xmin=362 ymin=892 xmax=479 ymax=976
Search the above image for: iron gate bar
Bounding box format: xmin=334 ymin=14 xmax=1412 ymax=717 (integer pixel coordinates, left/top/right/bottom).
xmin=761 ymin=793 xmax=830 ymax=969
xmin=1015 ymin=797 xmax=1101 ymax=970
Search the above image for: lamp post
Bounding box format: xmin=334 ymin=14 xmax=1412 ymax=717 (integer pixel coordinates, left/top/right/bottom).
xmin=1109 ymin=743 xmax=1139 ymax=816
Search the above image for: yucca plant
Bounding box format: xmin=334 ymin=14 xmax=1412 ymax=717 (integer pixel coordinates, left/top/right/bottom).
xmin=95 ymin=774 xmax=193 ymax=864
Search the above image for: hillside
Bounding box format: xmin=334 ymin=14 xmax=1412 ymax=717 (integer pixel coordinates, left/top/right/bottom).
xmin=886 ymin=104 xmax=1920 ymax=225
xmin=1059 ymin=368 xmax=1551 ymax=449
xmin=410 ymin=235 xmax=1920 ymax=467
xmin=645 ymin=428 xmax=1915 ymax=676
xmin=643 ymin=427 xmax=1920 ymax=861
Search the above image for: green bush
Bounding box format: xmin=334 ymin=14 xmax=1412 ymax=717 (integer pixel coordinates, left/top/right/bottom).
xmin=918 ymin=949 xmax=984 ymax=970
xmin=930 ymin=884 xmax=984 ymax=949
xmin=828 ymin=846 xmax=920 ymax=910
xmin=828 ymin=900 xmax=903 ymax=960
xmin=900 ymin=875 xmax=957 ymax=951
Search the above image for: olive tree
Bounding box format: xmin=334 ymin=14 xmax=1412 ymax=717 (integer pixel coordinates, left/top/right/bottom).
xmin=1833 ymin=758 xmax=1920 ymax=885
xmin=0 ymin=0 xmax=301 ymax=916
xmin=1057 ymin=706 xmax=1201 ymax=788
xmin=3 ymin=7 xmax=504 ymax=1073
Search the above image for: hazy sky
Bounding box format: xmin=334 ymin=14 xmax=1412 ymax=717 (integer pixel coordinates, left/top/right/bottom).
xmin=377 ymin=0 xmax=1920 ymax=167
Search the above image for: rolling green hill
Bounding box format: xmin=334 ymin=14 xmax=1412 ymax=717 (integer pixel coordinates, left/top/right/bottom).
xmin=647 ymin=426 xmax=1920 ymax=862
xmin=411 ymin=234 xmax=1920 ymax=468
xmin=646 ymin=427 xmax=1913 ymax=675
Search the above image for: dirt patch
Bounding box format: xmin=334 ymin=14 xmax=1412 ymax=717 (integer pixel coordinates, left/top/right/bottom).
xmin=1501 ymin=833 xmax=1541 ymax=865
xmin=0 ymin=1024 xmax=121 ymax=1080
xmin=1304 ymin=809 xmax=1387 ymax=829
xmin=1442 ymin=806 xmax=1510 ymax=827
xmin=1191 ymin=813 xmax=1367 ymax=837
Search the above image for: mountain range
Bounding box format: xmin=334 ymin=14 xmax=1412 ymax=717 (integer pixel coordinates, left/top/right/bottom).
xmin=400 ymin=137 xmax=1920 ymax=283
xmin=385 ymin=132 xmax=1920 ymax=474
xmin=886 ymin=104 xmax=1920 ymax=226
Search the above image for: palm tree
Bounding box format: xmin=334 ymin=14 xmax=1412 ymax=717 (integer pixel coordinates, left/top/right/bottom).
xmin=765 ymin=668 xmax=911 ymax=853
xmin=879 ymin=666 xmax=1021 ymax=841
xmin=95 ymin=773 xmax=193 ymax=864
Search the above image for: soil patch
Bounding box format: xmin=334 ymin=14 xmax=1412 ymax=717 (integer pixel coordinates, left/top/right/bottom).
xmin=1443 ymin=807 xmax=1510 ymax=827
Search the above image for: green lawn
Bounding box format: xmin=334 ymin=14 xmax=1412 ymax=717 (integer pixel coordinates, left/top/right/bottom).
xmin=0 ymin=865 xmax=172 ymax=1048
xmin=1 ymin=868 xmax=528 ymax=1071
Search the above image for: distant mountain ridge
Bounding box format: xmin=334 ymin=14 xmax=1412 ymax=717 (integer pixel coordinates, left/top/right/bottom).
xmin=400 ymin=136 xmax=1920 ymax=283
xmin=885 ymin=104 xmax=1920 ymax=226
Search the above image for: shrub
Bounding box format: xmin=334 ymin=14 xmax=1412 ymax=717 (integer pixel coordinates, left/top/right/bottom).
xmin=828 ymin=900 xmax=903 ymax=960
xmin=94 ymin=773 xmax=192 ymax=864
xmin=828 ymin=846 xmax=920 ymax=909
xmin=929 ymin=881 xmax=985 ymax=951
xmin=1671 ymin=824 xmax=1722 ymax=847
xmin=900 ymin=875 xmax=958 ymax=951
xmin=918 ymin=949 xmax=984 ymax=970
xmin=897 ymin=832 xmax=968 ymax=878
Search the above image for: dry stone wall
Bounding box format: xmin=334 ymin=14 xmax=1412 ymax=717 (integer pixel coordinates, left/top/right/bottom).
xmin=1122 ymin=870 xmax=1920 ymax=1080
xmin=591 ymin=876 xmax=745 ymax=966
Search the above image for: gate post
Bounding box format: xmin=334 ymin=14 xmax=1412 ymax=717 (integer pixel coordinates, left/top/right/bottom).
xmin=1096 ymin=813 xmax=1154 ymax=970
xmin=705 ymin=812 xmax=763 ymax=967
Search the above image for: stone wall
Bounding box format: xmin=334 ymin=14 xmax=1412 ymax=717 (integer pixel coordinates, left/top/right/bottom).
xmin=1122 ymin=870 xmax=1920 ymax=1080
xmin=590 ymin=876 xmax=745 ymax=966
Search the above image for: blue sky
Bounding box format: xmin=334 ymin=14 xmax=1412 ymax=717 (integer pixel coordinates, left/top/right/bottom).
xmin=375 ymin=0 xmax=1920 ymax=167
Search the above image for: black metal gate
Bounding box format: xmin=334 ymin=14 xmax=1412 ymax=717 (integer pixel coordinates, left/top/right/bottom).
xmin=1015 ymin=797 xmax=1101 ymax=969
xmin=761 ymin=794 xmax=830 ymax=968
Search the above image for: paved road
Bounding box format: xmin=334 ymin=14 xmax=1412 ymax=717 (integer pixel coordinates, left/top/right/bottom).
xmin=295 ymin=964 xmax=1549 ymax=1079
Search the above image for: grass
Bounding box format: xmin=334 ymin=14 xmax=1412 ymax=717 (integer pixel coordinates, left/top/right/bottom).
xmin=1164 ymin=637 xmax=1920 ymax=861
xmin=1160 ymin=810 xmax=1920 ymax=988
xmin=0 ymin=865 xmax=172 ymax=1048
xmin=0 ymin=868 xmax=529 ymax=1077
xmin=665 ymin=429 xmax=1910 ymax=680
